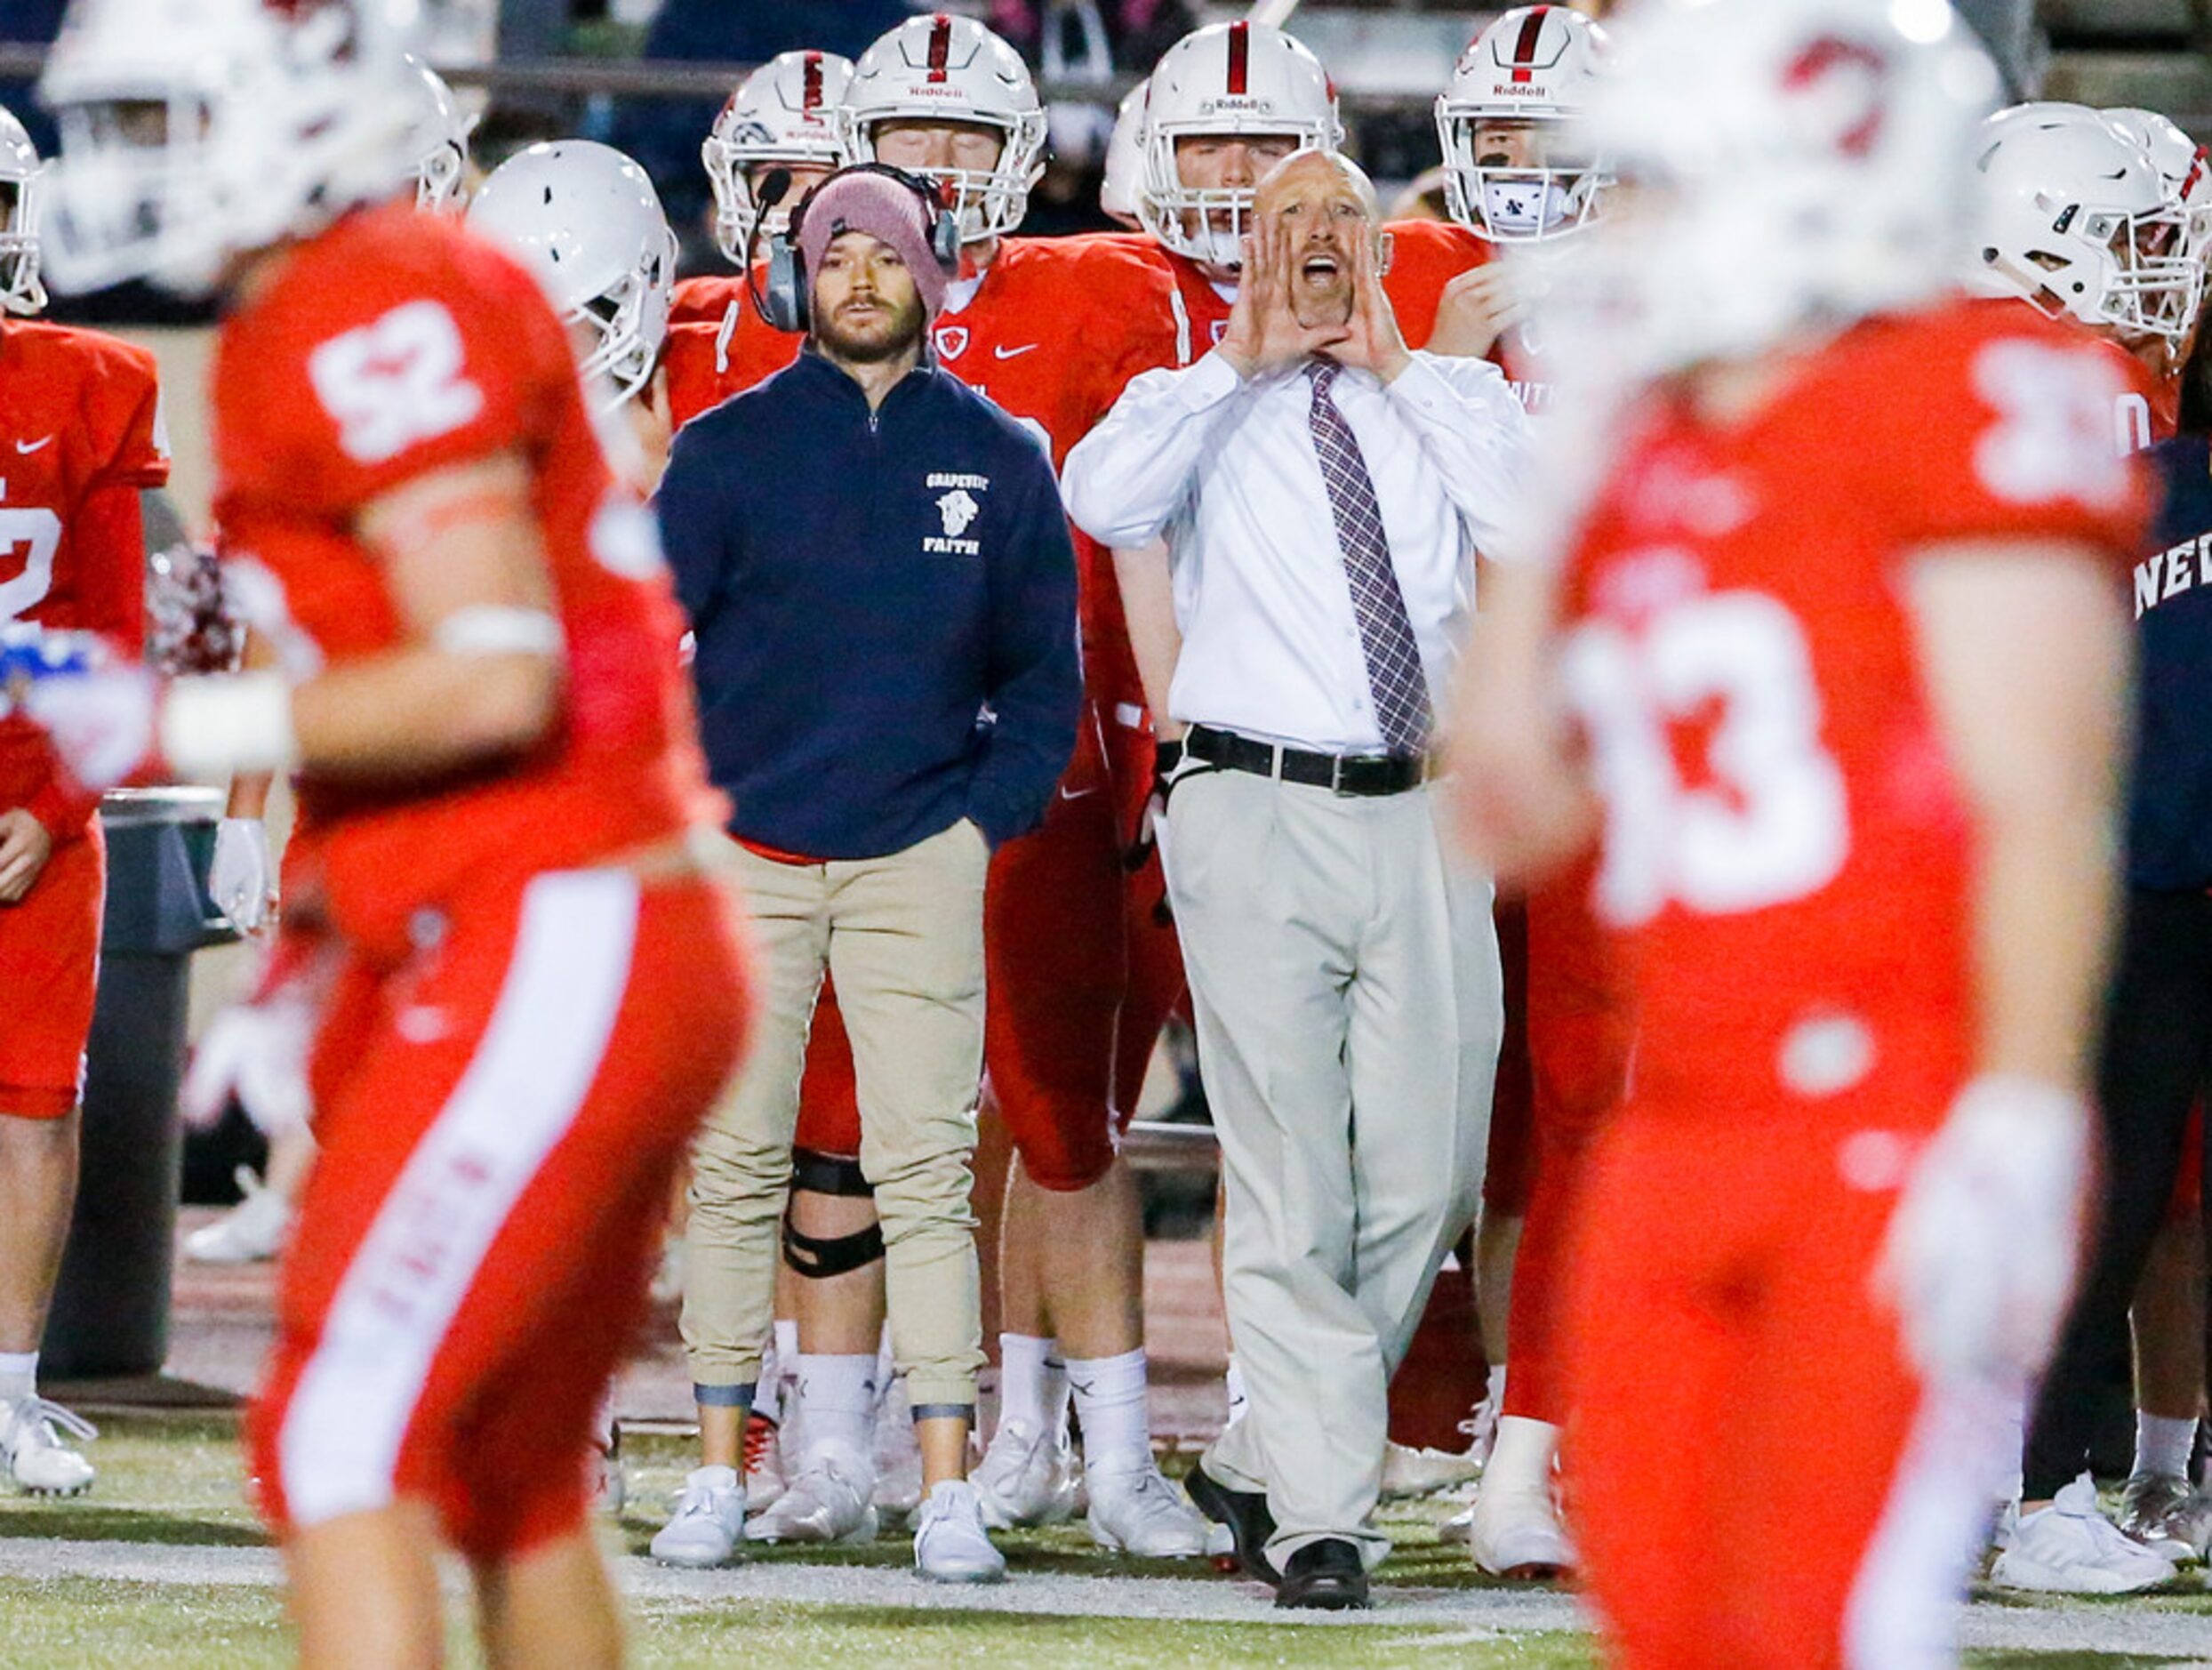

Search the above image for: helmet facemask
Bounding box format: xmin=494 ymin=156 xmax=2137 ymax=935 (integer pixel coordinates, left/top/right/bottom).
xmin=0 ymin=165 xmax=46 ymax=315
xmin=842 ymin=109 xmax=1042 ymax=245
xmin=1443 ymin=113 xmax=1609 ymax=243
xmin=45 ymin=91 xmax=223 ymax=293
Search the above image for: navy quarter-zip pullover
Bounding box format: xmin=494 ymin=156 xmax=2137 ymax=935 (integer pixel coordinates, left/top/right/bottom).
xmin=656 ymin=348 xmax=1080 ymax=860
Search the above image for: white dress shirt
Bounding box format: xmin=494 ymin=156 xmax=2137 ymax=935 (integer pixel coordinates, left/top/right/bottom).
xmin=1062 ymin=347 xmax=1531 ymax=754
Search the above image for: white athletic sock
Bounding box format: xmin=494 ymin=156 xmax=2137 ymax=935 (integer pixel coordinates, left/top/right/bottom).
xmin=1224 ymin=1355 xmax=1248 ymax=1426
xmin=0 ymin=1352 xmax=35 ymax=1405
xmin=1069 ymin=1347 xmax=1151 ymax=1476
xmin=1486 ymin=1362 xmax=1507 ymax=1409
xmin=2136 ymin=1411 xmax=2197 ymax=1480
xmin=876 ymin=1321 xmax=896 ymax=1388
xmin=773 ymin=1318 xmax=799 ymax=1373
xmin=794 ymin=1353 xmax=880 ymax=1463
xmin=998 ymin=1333 xmax=1067 ymax=1435
xmin=1481 ymin=1416 xmax=1559 ymax=1501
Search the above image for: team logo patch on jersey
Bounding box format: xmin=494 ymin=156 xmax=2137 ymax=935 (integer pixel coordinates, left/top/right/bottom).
xmin=934 ymin=325 xmax=970 ymax=362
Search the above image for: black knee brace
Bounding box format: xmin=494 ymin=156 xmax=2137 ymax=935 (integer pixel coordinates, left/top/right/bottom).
xmin=782 ymin=1148 xmax=884 ymax=1279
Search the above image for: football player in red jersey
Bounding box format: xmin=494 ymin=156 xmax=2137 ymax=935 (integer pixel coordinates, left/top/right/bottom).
xmin=717 ymin=11 xmax=1214 ymax=1557
xmin=33 ymin=3 xmax=751 ymax=1664
xmin=0 ymin=99 xmax=166 ymax=1501
xmin=662 ymin=52 xmax=853 ymax=414
xmin=1455 ymin=1 xmax=2152 ymax=1664
xmin=1968 ymin=104 xmax=2201 ymax=454
xmin=1402 ymin=3 xmax=1638 ymax=1582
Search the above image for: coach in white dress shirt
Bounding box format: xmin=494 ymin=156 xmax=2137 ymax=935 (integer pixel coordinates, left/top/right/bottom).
xmin=1063 ymin=150 xmax=1529 ymax=1605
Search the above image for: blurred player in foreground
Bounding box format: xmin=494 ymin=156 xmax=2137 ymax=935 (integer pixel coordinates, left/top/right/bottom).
xmin=31 ymin=2 xmax=750 ymax=1664
xmin=1454 ymin=0 xmax=2149 ymax=1663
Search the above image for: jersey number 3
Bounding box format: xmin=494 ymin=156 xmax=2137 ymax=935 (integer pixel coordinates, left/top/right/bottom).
xmin=1565 ymin=587 xmax=1849 ymax=927
xmin=309 ymin=300 xmax=485 ymax=467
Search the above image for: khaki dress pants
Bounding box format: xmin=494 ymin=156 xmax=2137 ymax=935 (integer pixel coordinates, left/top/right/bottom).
xmin=1166 ymin=770 xmax=1501 ymax=1570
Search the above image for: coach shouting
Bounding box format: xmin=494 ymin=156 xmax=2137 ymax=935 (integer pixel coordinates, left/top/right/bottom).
xmin=653 ymin=165 xmax=1080 ymax=1584
xmin=1064 ymin=150 xmax=1529 ymax=1608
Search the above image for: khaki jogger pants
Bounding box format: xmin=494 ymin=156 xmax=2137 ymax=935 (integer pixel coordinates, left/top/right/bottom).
xmin=681 ymin=819 xmax=992 ymax=1412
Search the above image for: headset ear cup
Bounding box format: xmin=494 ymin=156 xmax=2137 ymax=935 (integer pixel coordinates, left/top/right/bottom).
xmin=765 ymin=236 xmax=806 ymax=333
xmin=933 ymin=208 xmax=962 ymax=272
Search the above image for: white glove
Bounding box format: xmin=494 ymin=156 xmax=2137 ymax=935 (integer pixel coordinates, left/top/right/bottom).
xmin=180 ymin=992 xmax=316 ymax=1139
xmin=210 ymin=817 xmax=275 ymax=935
xmin=22 ymin=665 xmax=157 ymax=791
xmin=1876 ymin=1075 xmax=2090 ymax=1386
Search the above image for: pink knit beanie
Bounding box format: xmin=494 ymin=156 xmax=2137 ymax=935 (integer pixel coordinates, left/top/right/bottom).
xmin=799 ymin=170 xmax=949 ymax=319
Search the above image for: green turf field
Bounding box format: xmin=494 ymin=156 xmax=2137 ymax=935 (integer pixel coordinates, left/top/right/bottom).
xmin=0 ymin=1415 xmax=2203 ymax=1666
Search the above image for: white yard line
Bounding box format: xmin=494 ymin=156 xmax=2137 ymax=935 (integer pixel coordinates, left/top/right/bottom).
xmin=0 ymin=1538 xmax=2205 ymax=1655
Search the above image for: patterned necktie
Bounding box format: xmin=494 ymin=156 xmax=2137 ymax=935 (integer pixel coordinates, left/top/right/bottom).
xmin=1304 ymin=359 xmax=1432 ymax=754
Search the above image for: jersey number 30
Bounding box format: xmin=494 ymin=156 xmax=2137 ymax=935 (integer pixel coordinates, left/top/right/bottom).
xmin=1564 ymin=587 xmax=1848 ymax=927
xmin=309 ymin=300 xmax=486 ymax=467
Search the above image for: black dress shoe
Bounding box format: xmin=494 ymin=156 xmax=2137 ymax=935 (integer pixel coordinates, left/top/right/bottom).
xmin=1184 ymin=1462 xmax=1278 ymax=1583
xmin=1273 ymin=1538 xmax=1370 ymax=1610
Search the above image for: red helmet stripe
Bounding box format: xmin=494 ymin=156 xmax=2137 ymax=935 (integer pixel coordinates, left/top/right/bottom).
xmin=927 ymin=13 xmax=952 ymax=84
xmin=1227 ymin=20 xmax=1250 ymax=97
xmin=1510 ymin=7 xmax=1550 ymax=84
xmin=801 ymin=50 xmax=822 ymax=111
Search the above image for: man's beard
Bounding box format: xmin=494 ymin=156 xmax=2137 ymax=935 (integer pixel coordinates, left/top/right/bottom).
xmin=815 ymin=293 xmax=926 ymax=364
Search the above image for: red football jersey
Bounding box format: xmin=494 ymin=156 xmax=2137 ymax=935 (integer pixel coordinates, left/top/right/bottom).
xmin=0 ymin=319 xmax=168 ymax=836
xmin=1558 ymin=300 xmax=2152 ymax=1123
xmin=664 ymin=274 xmax=801 ymax=426
xmin=1381 ymin=218 xmax=1493 ymax=354
xmin=212 ymin=203 xmax=709 ymax=959
xmin=930 ymin=235 xmax=1181 ymax=715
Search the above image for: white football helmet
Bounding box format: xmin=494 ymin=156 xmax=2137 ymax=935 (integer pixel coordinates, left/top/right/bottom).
xmin=1141 ymin=21 xmax=1342 ymax=269
xmin=1100 ymin=78 xmax=1148 ymax=229
xmin=466 ymin=141 xmax=677 ymax=412
xmin=398 ymin=54 xmax=471 ymax=215
xmin=1547 ymin=0 xmax=1999 ymax=385
xmin=2105 ymin=105 xmax=2212 ymax=262
xmin=838 ymin=13 xmax=1046 ymax=245
xmin=1967 ymin=109 xmax=2200 ymax=344
xmin=1436 ymin=5 xmax=1612 ymax=242
xmin=38 ymin=0 xmax=430 ymax=295
xmin=0 ymin=107 xmax=45 ymax=316
xmin=703 ymin=50 xmax=853 ymax=263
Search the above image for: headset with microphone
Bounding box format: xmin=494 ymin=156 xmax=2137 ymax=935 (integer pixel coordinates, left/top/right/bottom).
xmin=747 ymin=163 xmax=963 ymax=335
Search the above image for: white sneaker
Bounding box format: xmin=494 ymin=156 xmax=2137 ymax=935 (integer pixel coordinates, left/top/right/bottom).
xmin=1084 ymin=1461 xmax=1229 ymax=1557
xmin=1468 ymin=1483 xmax=1575 ymax=1579
xmin=1381 ymin=1440 xmax=1482 ymax=1501
xmin=183 ymin=1166 xmax=292 ymax=1265
xmin=1992 ymin=1476 xmax=2178 ymax=1594
xmin=914 ymin=1479 xmax=1006 ymax=1583
xmin=972 ymin=1417 xmax=1078 ymax=1529
xmin=741 ymin=1416 xmax=787 ymax=1513
xmin=649 ymin=1465 xmax=746 ymax=1567
xmin=1 ymin=1397 xmax=95 ymax=1497
xmin=1439 ymin=1502 xmax=1475 ymax=1546
xmin=748 ymin=1441 xmax=878 ymax=1545
xmin=872 ymin=1375 xmax=924 ymax=1522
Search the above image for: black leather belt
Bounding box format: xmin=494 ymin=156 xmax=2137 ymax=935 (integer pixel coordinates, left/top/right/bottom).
xmin=1182 ymin=725 xmax=1433 ymax=798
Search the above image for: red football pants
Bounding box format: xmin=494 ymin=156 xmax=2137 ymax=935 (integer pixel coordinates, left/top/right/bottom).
xmin=1501 ymin=879 xmax=1635 ymax=1424
xmin=795 ymin=719 xmax=1130 ymax=1191
xmin=0 ymin=826 xmax=102 ymax=1119
xmin=1567 ymin=1109 xmax=1997 ymax=1670
xmin=252 ymin=868 xmax=749 ymax=1562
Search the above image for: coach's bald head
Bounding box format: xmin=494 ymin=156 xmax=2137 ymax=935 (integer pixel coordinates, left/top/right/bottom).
xmin=1255 ymin=149 xmax=1383 ymax=327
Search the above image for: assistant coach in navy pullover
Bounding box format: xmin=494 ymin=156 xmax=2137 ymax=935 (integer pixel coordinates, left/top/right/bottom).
xmin=648 ymin=168 xmax=1076 ymax=1574
xmin=658 ymin=343 xmax=1078 ymax=857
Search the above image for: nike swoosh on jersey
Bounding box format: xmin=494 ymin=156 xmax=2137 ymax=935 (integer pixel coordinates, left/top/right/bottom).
xmin=15 ymin=436 xmax=52 ymax=454
xmin=993 ymin=343 xmax=1041 ymax=360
